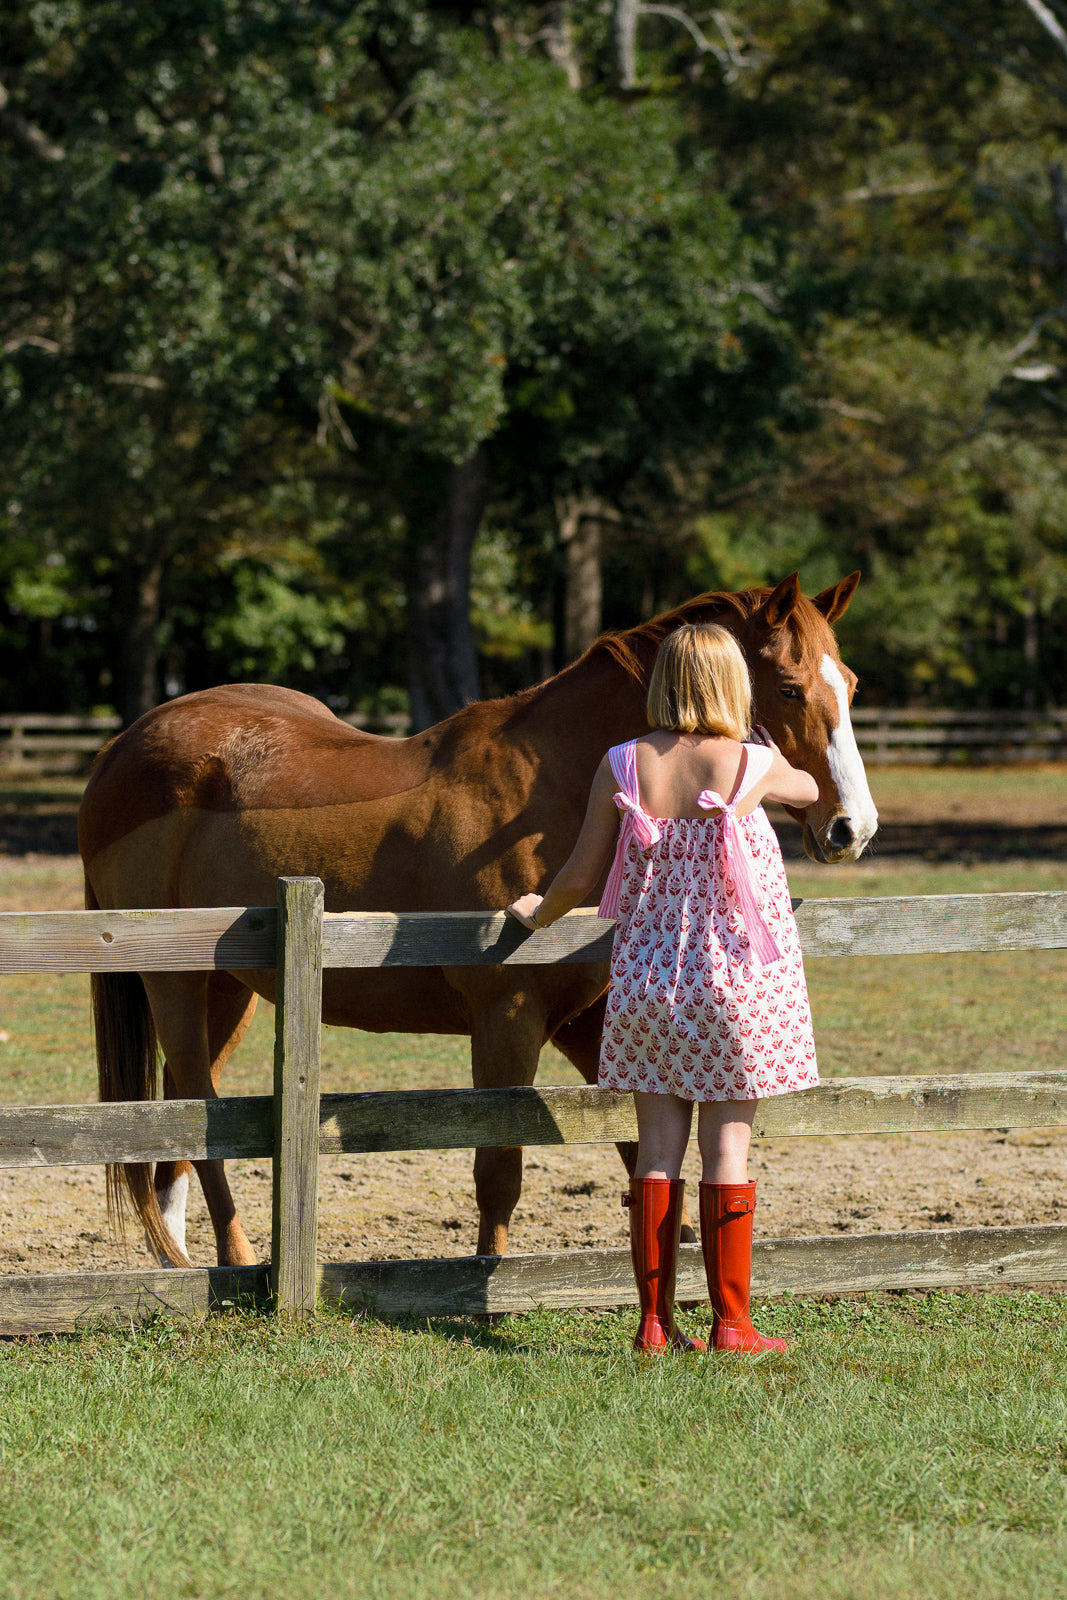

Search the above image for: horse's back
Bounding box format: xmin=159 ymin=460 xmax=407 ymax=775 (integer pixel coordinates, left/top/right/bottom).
xmin=78 ymin=683 xmax=435 ymax=892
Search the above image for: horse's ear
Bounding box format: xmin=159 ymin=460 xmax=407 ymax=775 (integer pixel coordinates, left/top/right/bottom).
xmin=761 ymin=572 xmax=802 ymax=630
xmin=813 ymin=571 xmax=861 ymax=623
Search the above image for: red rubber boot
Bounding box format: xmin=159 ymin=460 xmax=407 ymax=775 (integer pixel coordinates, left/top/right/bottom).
xmin=699 ymin=1181 xmax=787 ymax=1354
xmin=623 ymin=1178 xmax=706 ymax=1353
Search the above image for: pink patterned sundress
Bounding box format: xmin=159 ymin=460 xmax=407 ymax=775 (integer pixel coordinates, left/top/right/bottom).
xmin=597 ymin=739 xmax=818 ymax=1102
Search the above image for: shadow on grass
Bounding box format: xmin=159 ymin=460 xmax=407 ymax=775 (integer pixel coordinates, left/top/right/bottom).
xmin=0 ymin=784 xmax=84 ymax=855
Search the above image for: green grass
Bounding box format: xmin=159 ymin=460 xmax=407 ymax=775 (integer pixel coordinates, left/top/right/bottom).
xmin=855 ymin=761 xmax=1067 ymax=818
xmin=2 ymin=1295 xmax=1067 ymax=1600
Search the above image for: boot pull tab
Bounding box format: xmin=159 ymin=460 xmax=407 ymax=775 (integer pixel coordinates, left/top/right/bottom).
xmin=621 ymin=1191 xmax=634 ymax=1209
xmin=726 ymin=1196 xmax=754 ymax=1215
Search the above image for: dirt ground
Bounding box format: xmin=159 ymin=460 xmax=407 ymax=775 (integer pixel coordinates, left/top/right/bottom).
xmin=2 ymin=768 xmax=1066 ymax=1276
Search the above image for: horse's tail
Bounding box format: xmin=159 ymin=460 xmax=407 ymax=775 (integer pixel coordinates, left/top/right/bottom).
xmin=85 ymin=875 xmax=191 ymax=1267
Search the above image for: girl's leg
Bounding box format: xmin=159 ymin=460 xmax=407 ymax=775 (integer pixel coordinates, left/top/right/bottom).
xmin=696 ymin=1099 xmax=756 ymax=1183
xmin=634 ymin=1091 xmax=693 ymax=1180
xmin=696 ymin=1099 xmax=785 ymax=1354
xmin=626 ymin=1092 xmax=704 ymax=1352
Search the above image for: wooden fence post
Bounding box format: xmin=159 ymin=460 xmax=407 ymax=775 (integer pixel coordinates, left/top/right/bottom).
xmin=271 ymin=876 xmax=324 ymax=1315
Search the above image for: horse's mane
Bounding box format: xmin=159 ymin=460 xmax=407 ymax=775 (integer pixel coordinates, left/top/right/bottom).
xmin=591 ymin=589 xmax=756 ymax=684
xmin=586 ymin=584 xmax=834 ymax=685
xmin=493 ymin=583 xmax=834 ymax=729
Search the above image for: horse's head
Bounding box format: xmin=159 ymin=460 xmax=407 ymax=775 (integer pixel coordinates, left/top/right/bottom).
xmin=730 ymin=572 xmax=878 ymax=864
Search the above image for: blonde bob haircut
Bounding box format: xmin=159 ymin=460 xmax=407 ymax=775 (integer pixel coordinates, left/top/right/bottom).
xmin=646 ymin=623 xmax=752 ymax=741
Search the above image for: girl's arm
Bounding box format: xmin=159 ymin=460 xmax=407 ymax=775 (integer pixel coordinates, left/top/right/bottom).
xmin=506 ymin=757 xmax=620 ymax=929
xmin=760 ymin=748 xmax=819 ymax=809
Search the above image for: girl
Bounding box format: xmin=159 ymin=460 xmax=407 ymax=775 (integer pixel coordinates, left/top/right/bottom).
xmin=507 ymin=624 xmax=819 ymax=1354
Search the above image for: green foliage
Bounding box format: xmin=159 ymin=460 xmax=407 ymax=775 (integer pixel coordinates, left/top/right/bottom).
xmin=3 ymin=1 xmax=1067 ymax=713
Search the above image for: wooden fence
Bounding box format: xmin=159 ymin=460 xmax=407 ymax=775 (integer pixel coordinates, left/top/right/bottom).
xmin=1 ymin=883 xmax=1066 ymax=1335
xmin=4 ymin=709 xmax=1067 ymax=774
xmin=0 ymin=713 xmax=121 ymax=772
xmin=850 ymin=707 xmax=1067 ymax=763
xmin=0 ymin=712 xmax=408 ymax=773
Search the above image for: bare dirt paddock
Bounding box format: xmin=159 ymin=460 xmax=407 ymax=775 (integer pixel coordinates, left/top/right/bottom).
xmin=2 ymin=767 xmax=1067 ymax=1280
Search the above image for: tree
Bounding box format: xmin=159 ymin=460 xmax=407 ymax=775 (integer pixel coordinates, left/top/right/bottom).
xmin=675 ymin=0 xmax=1067 ymax=704
xmin=2 ymin=2 xmax=796 ymax=720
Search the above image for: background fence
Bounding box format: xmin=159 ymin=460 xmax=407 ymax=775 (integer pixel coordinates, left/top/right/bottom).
xmin=1 ymin=883 xmax=1066 ymax=1334
xmin=3 ymin=710 xmax=1067 ymax=773
xmin=849 ymin=708 xmax=1067 ymax=764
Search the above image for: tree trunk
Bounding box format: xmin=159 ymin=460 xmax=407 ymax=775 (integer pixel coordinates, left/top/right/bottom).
xmin=555 ymin=494 xmax=604 ymax=665
xmin=116 ymin=550 xmax=164 ymax=725
xmin=611 ymin=0 xmax=640 ymax=90
xmin=1023 ymin=586 xmax=1039 ymax=710
xmin=405 ymin=446 xmax=489 ymax=728
xmin=542 ymin=2 xmax=582 ymax=88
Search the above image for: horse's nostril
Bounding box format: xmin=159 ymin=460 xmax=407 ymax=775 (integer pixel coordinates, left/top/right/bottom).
xmin=827 ymin=816 xmax=855 ymax=851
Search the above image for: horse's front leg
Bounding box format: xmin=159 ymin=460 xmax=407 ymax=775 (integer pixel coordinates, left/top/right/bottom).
xmin=465 ymin=984 xmax=548 ymax=1257
xmin=551 ymin=994 xmax=697 ymax=1242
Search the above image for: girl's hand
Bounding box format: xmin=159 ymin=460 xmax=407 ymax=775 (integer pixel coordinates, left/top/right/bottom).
xmin=505 ymin=894 xmax=545 ymax=929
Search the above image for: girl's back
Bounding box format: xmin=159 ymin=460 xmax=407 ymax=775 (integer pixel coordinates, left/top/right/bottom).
xmin=632 ymin=732 xmax=751 ymax=821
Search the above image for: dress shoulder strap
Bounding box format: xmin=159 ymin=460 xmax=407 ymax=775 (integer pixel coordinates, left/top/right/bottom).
xmin=599 ymin=741 xmax=659 ymax=920
xmin=732 ymin=742 xmax=775 ymax=806
xmin=606 ymin=739 xmax=639 ymax=803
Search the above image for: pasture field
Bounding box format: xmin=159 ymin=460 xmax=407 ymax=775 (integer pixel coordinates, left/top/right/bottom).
xmin=2 ymin=763 xmax=1067 ymax=1264
xmin=2 ymin=767 xmax=1067 ymax=1598
xmin=2 ymin=1295 xmax=1067 ymax=1600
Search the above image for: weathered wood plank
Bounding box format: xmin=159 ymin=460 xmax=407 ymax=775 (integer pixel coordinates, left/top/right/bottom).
xmin=318 ymin=1224 xmax=1067 ymax=1316
xmin=752 ymin=1070 xmax=1067 ymax=1138
xmin=0 ymin=907 xmax=277 ymax=974
xmin=317 ymin=1070 xmax=1067 ymax=1154
xmin=321 ymin=907 xmax=615 ymax=968
xmin=3 ymin=1223 xmax=1063 ymax=1334
xmin=271 ymin=877 xmax=323 ymax=1316
xmin=320 ymin=894 xmax=1067 ymax=968
xmin=0 ymin=1097 xmax=273 ymax=1168
xmin=3 ymin=1069 xmax=1066 ymax=1170
xmin=791 ymin=892 xmax=1067 ymax=958
xmin=1 ymin=892 xmax=1063 ymax=978
xmin=318 ymin=1085 xmax=634 ymax=1153
xmin=0 ymin=1265 xmax=270 ymax=1335
xmin=750 ymin=1225 xmax=1067 ymax=1296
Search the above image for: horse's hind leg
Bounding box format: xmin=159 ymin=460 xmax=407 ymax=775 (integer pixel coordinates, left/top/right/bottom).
xmin=152 ymin=972 xmax=258 ymax=1261
xmin=551 ymin=997 xmax=697 ymax=1243
xmin=142 ymin=970 xmax=259 ymax=1267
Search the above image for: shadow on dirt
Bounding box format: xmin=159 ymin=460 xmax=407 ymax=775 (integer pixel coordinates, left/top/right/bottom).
xmin=4 ymin=786 xmax=1067 ymax=865
xmin=775 ymin=819 xmax=1067 ymax=865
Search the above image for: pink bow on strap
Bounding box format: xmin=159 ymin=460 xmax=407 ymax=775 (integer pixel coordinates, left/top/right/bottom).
xmin=598 ymin=793 xmax=661 ymax=920
xmin=697 ymin=789 xmax=782 ymax=967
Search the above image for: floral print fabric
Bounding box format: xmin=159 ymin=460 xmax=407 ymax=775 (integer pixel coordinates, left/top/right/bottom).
xmin=597 ymin=740 xmax=819 ymax=1103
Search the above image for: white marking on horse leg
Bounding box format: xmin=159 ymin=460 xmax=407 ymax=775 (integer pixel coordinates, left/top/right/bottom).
xmin=147 ymin=1170 xmax=190 ymax=1267
xmin=820 ymin=655 xmax=879 ymax=849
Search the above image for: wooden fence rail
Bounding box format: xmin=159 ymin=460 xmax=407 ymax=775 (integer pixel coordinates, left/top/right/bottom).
xmin=3 ymin=709 xmax=1067 ymax=773
xmin=1 ymin=886 xmax=1066 ymax=1333
xmin=849 ymin=707 xmax=1067 ymax=763
xmin=0 ymin=713 xmax=121 ymax=772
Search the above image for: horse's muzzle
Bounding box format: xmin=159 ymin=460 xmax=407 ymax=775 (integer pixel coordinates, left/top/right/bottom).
xmin=803 ymin=812 xmax=876 ymax=864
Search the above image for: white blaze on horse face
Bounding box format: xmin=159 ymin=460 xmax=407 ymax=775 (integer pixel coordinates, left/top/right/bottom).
xmin=819 ymin=655 xmax=879 ymax=847
xmin=149 ymin=1170 xmax=189 ymax=1267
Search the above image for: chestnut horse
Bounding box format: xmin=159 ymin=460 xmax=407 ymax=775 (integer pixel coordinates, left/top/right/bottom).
xmin=79 ymin=572 xmax=878 ymax=1268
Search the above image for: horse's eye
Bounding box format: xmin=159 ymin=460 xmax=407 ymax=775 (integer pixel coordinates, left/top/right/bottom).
xmin=779 ymin=685 xmax=803 ymax=701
